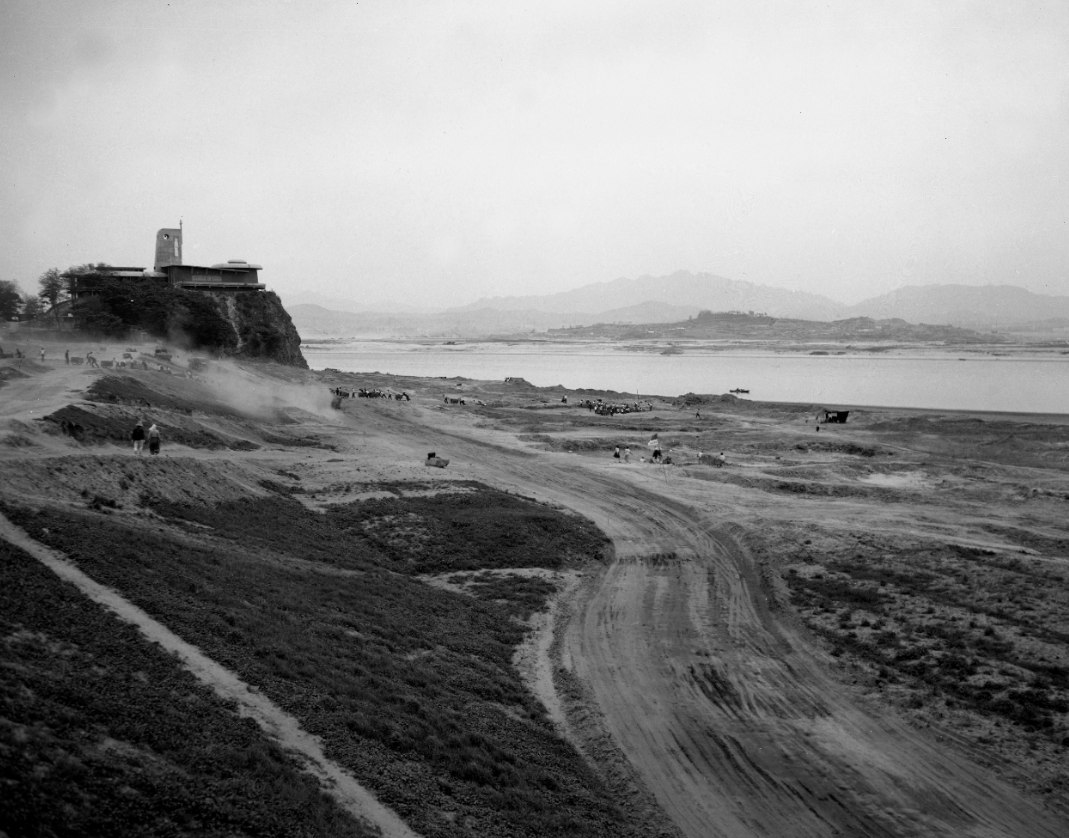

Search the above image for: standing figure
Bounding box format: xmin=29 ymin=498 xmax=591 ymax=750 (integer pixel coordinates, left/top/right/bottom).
xmin=131 ymin=421 xmax=145 ymax=455
xmin=147 ymin=424 xmax=161 ymax=455
xmin=65 ymin=349 xmax=70 ymax=365
xmin=613 ymin=445 xmax=620 ymax=460
xmin=40 ymin=347 xmax=45 ymax=362
xmin=623 ymin=447 xmax=631 ymax=463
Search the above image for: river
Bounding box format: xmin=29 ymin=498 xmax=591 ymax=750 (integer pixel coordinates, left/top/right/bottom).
xmin=303 ymin=342 xmax=1069 ymax=415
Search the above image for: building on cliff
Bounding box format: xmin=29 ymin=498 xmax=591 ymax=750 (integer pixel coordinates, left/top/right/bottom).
xmin=68 ymin=225 xmax=265 ymax=300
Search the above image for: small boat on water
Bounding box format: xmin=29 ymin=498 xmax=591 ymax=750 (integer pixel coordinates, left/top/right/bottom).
xmin=730 ymin=388 xmax=750 ymax=394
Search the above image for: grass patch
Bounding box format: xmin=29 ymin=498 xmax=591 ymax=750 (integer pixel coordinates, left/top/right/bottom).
xmin=448 ymin=572 xmax=561 ymax=621
xmin=329 ymin=483 xmax=610 ymax=573
xmin=780 ymin=535 xmax=1069 ymax=739
xmin=43 ymin=404 xmax=254 ymax=451
xmin=2 ymin=494 xmax=629 ymax=838
xmin=150 ymin=483 xmax=609 ymax=575
xmin=0 ymin=539 xmax=372 ymax=838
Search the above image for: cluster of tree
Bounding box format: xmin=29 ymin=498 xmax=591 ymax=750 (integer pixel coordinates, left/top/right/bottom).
xmin=0 ymin=278 xmax=45 ymax=321
xmin=2 ymin=266 xmax=240 ymax=352
xmin=0 ymin=264 xmax=106 ymax=323
xmin=68 ymin=274 xmax=238 ymax=350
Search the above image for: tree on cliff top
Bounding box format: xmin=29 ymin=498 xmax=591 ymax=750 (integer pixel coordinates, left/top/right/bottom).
xmin=21 ymin=294 xmax=44 ymax=321
xmin=37 ymin=268 xmax=67 ymax=322
xmin=72 ymin=276 xmax=238 ymax=351
xmin=0 ymin=280 xmax=22 ymax=321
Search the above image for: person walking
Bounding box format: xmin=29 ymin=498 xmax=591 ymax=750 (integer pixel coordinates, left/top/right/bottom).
xmin=623 ymin=446 xmax=631 ymax=463
xmin=131 ymin=421 xmax=145 ymax=455
xmin=613 ymin=445 xmax=621 ymax=460
xmin=147 ymin=423 xmax=161 ymax=455
xmin=40 ymin=347 xmax=45 ymax=363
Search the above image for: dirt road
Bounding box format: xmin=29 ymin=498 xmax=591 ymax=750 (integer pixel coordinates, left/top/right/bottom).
xmin=359 ymin=401 xmax=1069 ymax=838
xmin=4 ymin=363 xmax=1067 ymax=837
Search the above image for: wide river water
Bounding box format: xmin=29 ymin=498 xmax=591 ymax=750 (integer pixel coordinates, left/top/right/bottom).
xmin=303 ymin=342 xmax=1069 ymax=415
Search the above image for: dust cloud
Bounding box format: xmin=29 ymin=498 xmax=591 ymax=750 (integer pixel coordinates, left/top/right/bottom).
xmin=195 ymin=359 xmax=338 ymax=422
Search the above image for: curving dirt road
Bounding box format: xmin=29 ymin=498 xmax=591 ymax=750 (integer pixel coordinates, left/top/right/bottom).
xmin=365 ymin=402 xmax=1069 ymax=838
xmin=4 ymin=363 xmax=1067 ymax=838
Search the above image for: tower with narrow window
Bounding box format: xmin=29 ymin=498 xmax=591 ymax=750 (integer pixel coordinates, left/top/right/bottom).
xmin=154 ymin=225 xmax=183 ymax=271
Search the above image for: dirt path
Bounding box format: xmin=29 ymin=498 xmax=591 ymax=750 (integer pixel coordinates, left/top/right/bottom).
xmin=356 ymin=402 xmax=1069 ymax=838
xmin=0 ymin=361 xmax=97 ymax=423
xmin=0 ymin=511 xmax=421 ymax=838
xmin=5 ymin=369 xmax=1067 ymax=836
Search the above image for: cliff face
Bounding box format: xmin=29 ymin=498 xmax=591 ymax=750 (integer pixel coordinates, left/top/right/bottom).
xmin=64 ymin=276 xmax=306 ymax=367
xmin=210 ymin=291 xmax=307 ymax=368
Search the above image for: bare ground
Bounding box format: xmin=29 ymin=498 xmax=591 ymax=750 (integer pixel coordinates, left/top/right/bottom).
xmin=2 ymin=350 xmax=1068 ymax=837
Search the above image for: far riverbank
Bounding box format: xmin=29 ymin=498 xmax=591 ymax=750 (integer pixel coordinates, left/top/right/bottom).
xmin=302 ymin=340 xmax=1069 ymax=414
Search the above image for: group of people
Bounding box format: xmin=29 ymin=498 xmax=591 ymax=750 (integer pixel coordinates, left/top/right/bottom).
xmin=583 ymin=399 xmax=654 ymax=416
xmin=612 ymin=445 xmax=724 ymax=467
xmin=612 ymin=446 xmax=675 ymax=465
xmin=130 ymin=421 xmax=161 ymax=456
xmin=332 ymin=387 xmax=410 ymax=400
xmin=698 ymin=451 xmax=727 ymax=467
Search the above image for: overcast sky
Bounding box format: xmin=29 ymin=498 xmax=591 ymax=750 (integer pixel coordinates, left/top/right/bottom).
xmin=2 ymin=0 xmax=1068 ymax=310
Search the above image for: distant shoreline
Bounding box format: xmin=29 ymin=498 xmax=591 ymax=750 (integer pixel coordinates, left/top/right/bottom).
xmin=306 ymin=361 xmax=1069 ymax=424
xmin=300 ymin=336 xmax=1069 ymax=360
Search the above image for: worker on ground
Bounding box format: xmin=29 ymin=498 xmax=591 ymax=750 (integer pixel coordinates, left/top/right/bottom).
xmin=131 ymin=421 xmax=145 ymax=456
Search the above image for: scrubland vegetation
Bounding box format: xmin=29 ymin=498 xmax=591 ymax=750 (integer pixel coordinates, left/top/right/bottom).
xmin=1 ymin=486 xmax=628 ymax=838
xmin=769 ymin=528 xmax=1069 ymax=796
xmin=0 ymin=539 xmax=372 ymax=838
xmin=6 ymin=359 xmax=1069 ymax=835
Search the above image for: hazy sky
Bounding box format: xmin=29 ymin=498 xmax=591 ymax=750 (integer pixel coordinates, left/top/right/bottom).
xmin=2 ymin=1 xmax=1068 ymax=309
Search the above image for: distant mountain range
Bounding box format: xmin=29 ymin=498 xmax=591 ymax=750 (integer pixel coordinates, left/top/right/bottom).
xmin=452 ymin=271 xmax=844 ymax=321
xmin=845 ymin=284 xmax=1069 ymax=328
xmin=279 ymin=291 xmax=428 ymax=314
xmin=286 ymin=304 xmax=576 ymax=339
xmin=287 ymin=272 xmax=1069 ymax=338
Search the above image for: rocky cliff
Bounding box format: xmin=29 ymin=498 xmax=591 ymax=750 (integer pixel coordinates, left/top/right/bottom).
xmin=67 ymin=276 xmax=307 ymax=368
xmin=212 ymin=291 xmax=307 ymax=368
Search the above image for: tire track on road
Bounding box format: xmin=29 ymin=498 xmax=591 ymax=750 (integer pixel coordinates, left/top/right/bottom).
xmin=378 ymin=409 xmax=1069 ymax=838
